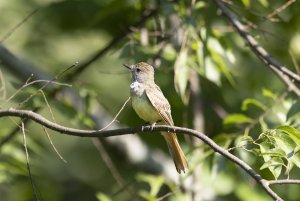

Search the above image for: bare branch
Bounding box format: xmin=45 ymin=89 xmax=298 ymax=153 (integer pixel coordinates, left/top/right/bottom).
xmin=0 ymin=9 xmax=38 ymax=44
xmin=0 ymin=68 xmax=6 ymax=100
xmin=266 ymin=0 xmax=296 ymax=21
xmin=268 ymin=179 xmax=300 ymax=185
xmin=214 ymin=0 xmax=300 ymax=96
xmin=0 ymin=108 xmax=289 ymax=201
xmin=69 ymin=9 xmax=158 ymax=79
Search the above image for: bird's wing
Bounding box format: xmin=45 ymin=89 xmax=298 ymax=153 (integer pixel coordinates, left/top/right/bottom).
xmin=145 ymin=84 xmax=174 ymax=126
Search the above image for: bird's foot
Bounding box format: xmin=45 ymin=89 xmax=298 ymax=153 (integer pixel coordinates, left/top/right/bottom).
xmin=150 ymin=122 xmax=156 ymax=131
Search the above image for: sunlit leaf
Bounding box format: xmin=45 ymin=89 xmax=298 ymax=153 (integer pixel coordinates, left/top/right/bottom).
xmin=259 ymin=148 xmax=285 ymax=158
xmin=241 ymin=98 xmax=267 ymax=111
xmin=273 ymin=132 xmax=296 ymax=157
xmin=96 ymin=192 xmax=112 ymax=201
xmin=291 ymin=152 xmax=300 ymax=169
xmin=137 ymin=174 xmax=164 ymax=197
xmin=241 ymin=0 xmax=250 ymax=7
xmin=223 ymin=113 xmax=253 ymax=125
xmin=204 ymin=57 xmax=221 ymax=85
xmin=259 ymin=142 xmax=283 ymax=179
xmin=162 ymin=45 xmax=177 ymax=61
xmin=262 ymin=88 xmax=277 ymax=100
xmin=260 ymin=157 xmax=284 ymax=170
xmin=174 ymin=48 xmax=189 ymax=103
xmin=258 ymin=0 xmax=269 ymax=7
xmin=259 ymin=157 xmax=283 ymax=179
xmin=259 ymin=142 xmax=272 ymax=162
xmin=138 ymin=191 xmax=156 ymax=201
xmin=210 ymin=50 xmax=235 ymax=86
xmin=194 ymin=1 xmax=206 ymax=10
xmin=235 ymin=135 xmax=253 ymax=147
xmin=259 ymin=118 xmax=268 ymax=131
xmin=277 ymin=125 xmax=300 ymax=145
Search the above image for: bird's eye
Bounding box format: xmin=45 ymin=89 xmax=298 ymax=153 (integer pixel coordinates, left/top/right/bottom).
xmin=136 ymin=68 xmax=141 ymax=73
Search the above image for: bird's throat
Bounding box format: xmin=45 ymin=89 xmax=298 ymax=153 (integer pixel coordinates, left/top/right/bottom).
xmin=130 ymin=81 xmax=145 ymax=96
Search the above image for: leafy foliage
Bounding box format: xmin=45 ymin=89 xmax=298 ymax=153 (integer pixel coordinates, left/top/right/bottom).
xmin=1 ymin=0 xmax=300 ymax=201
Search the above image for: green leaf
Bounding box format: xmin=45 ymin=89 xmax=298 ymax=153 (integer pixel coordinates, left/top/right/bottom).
xmin=291 ymin=151 xmax=300 ymax=169
xmin=262 ymin=88 xmax=277 ymax=100
xmin=138 ymin=191 xmax=156 ymax=201
xmin=194 ymin=1 xmax=206 ymax=10
xmin=210 ymin=50 xmax=235 ymax=86
xmin=174 ymin=48 xmax=189 ymax=103
xmin=136 ymin=174 xmax=164 ymax=197
xmin=287 ymin=98 xmax=300 ymax=120
xmin=223 ymin=113 xmax=253 ymax=125
xmin=259 ymin=157 xmax=283 ymax=179
xmin=96 ymin=192 xmax=112 ymax=201
xmin=258 ymin=0 xmax=269 ymax=7
xmin=259 ymin=142 xmax=272 ymax=162
xmin=235 ymin=136 xmax=253 ymax=147
xmin=259 ymin=142 xmax=283 ymax=179
xmin=241 ymin=98 xmax=267 ymax=111
xmin=260 ymin=157 xmax=284 ymax=170
xmin=241 ymin=0 xmax=250 ymax=7
xmin=273 ymin=132 xmax=296 ymax=157
xmin=277 ymin=125 xmax=300 ymax=145
xmin=259 ymin=148 xmax=285 ymax=158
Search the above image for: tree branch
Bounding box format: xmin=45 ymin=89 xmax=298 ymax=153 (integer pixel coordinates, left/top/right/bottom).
xmin=67 ymin=8 xmax=158 ymax=80
xmin=0 ymin=108 xmax=289 ymax=201
xmin=214 ymin=0 xmax=300 ymax=96
xmin=268 ymin=179 xmax=300 ymax=185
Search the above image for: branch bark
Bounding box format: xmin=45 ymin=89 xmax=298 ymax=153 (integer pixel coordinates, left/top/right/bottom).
xmin=0 ymin=108 xmax=288 ymax=201
xmin=214 ymin=0 xmax=300 ymax=96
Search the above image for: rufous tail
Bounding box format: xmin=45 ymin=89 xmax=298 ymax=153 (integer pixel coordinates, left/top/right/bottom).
xmin=162 ymin=132 xmax=188 ymax=173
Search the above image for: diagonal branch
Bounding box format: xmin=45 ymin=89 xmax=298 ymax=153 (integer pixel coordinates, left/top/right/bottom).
xmin=0 ymin=108 xmax=287 ymax=201
xmin=67 ymin=8 xmax=158 ymax=80
xmin=214 ymin=0 xmax=300 ymax=96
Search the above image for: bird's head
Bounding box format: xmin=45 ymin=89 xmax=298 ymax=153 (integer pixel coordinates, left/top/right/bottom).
xmin=123 ymin=62 xmax=155 ymax=83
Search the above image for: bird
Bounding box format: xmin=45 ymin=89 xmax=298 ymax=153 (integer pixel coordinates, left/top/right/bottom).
xmin=123 ymin=62 xmax=188 ymax=173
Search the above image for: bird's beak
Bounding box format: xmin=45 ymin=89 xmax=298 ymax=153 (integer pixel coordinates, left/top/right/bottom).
xmin=123 ymin=64 xmax=132 ymax=70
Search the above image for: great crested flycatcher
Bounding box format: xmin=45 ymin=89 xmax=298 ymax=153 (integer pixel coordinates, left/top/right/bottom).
xmin=123 ymin=62 xmax=188 ymax=173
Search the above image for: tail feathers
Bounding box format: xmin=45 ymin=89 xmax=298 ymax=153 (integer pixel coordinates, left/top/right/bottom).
xmin=162 ymin=132 xmax=188 ymax=174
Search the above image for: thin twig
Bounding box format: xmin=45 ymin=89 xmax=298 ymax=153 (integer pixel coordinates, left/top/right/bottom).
xmin=98 ymin=97 xmax=131 ymax=131
xmin=92 ymin=139 xmax=125 ymax=187
xmin=0 ymin=9 xmax=38 ymax=44
xmin=266 ymin=0 xmax=296 ymax=21
xmin=157 ymin=191 xmax=174 ymax=201
xmin=92 ymin=138 xmax=137 ymax=200
xmin=43 ymin=127 xmax=67 ymax=163
xmin=3 ymin=79 xmax=71 ymax=106
xmin=18 ymin=62 xmax=78 ymax=107
xmin=21 ymin=121 xmax=40 ymax=201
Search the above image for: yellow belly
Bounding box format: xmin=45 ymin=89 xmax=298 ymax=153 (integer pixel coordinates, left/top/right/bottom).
xmin=131 ymin=94 xmax=161 ymax=123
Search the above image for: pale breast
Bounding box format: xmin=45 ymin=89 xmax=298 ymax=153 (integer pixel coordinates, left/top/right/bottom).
xmin=131 ymin=92 xmax=161 ymax=123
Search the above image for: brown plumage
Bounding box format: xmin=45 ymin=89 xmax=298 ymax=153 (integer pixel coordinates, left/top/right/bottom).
xmin=123 ymin=62 xmax=188 ymax=173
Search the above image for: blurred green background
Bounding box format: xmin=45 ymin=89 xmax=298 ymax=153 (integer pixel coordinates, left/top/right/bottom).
xmin=1 ymin=0 xmax=300 ymax=200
